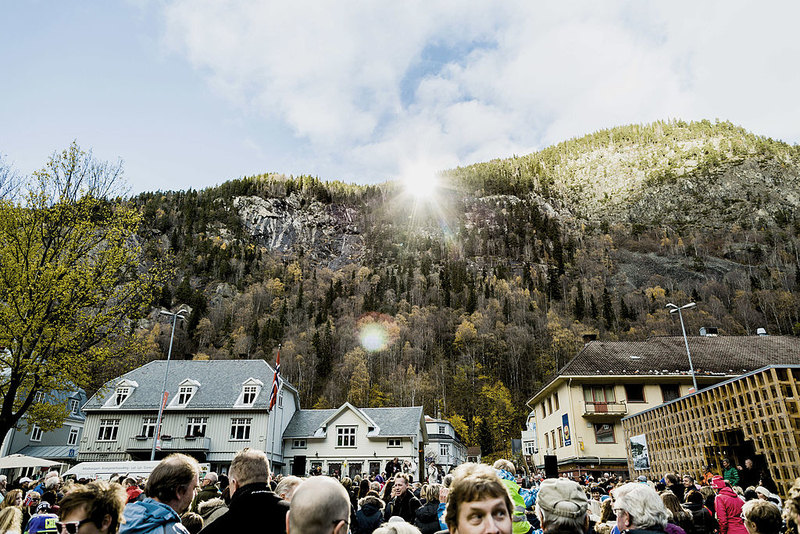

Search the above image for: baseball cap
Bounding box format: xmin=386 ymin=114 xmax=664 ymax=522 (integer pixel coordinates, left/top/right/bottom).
xmin=537 ymin=478 xmax=588 ymax=519
xmin=637 ymin=475 xmax=647 ymax=483
xmin=19 ymin=477 xmax=32 ymax=484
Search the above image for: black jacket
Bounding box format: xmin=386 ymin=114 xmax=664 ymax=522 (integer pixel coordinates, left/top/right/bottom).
xmin=385 ymin=490 xmax=421 ymax=523
xmin=355 ymin=496 xmax=385 ymax=534
xmin=414 ymin=501 xmax=441 ymax=534
xmin=199 ymin=483 xmax=288 ymax=534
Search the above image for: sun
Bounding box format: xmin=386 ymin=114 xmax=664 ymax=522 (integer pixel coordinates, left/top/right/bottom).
xmin=400 ymin=161 xmax=439 ymax=200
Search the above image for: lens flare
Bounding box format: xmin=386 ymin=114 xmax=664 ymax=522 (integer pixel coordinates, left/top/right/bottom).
xmin=359 ymin=322 xmax=388 ymax=352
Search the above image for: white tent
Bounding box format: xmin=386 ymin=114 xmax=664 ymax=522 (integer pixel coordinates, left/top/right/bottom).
xmin=0 ymin=454 xmax=62 ymax=469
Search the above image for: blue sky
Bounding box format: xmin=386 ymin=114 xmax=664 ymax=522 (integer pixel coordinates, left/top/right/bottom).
xmin=2 ymin=1 xmax=799 ymax=195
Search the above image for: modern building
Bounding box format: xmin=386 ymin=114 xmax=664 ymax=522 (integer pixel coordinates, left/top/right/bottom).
xmin=524 ymin=335 xmax=800 ymax=478
xmin=0 ymin=389 xmax=88 ymax=473
xmin=282 ymin=402 xmax=427 ymax=480
xmin=424 ymin=415 xmax=467 ymax=479
xmin=622 ymin=364 xmax=800 ymax=498
xmin=80 ymin=360 xmax=299 ymax=474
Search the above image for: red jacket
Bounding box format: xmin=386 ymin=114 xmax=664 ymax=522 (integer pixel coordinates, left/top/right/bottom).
xmin=126 ymin=485 xmax=144 ymax=503
xmin=714 ymin=487 xmax=747 ymax=534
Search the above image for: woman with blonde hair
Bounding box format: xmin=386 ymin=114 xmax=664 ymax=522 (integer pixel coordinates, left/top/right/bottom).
xmin=661 ymin=490 xmax=693 ymax=533
xmin=0 ymin=506 xmax=22 ymax=534
xmin=0 ymin=491 xmax=22 ymax=510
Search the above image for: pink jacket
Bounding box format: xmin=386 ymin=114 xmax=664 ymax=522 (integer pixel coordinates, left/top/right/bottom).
xmin=715 ymin=487 xmax=747 ymax=534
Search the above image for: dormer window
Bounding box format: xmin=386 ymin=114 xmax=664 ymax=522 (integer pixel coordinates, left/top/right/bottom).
xmin=169 ymin=379 xmax=200 ymax=408
xmin=115 ymin=387 xmax=131 ymax=405
xmin=69 ymin=399 xmax=80 ymax=414
xmin=103 ymin=379 xmax=138 ymax=408
xmin=234 ymin=378 xmax=263 ymax=408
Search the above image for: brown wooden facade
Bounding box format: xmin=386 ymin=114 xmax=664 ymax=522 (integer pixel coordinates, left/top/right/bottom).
xmin=621 ymin=365 xmax=800 ymax=498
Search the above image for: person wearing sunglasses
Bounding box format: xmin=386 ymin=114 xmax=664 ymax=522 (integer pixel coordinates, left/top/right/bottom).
xmin=57 ymin=481 xmax=127 ymax=534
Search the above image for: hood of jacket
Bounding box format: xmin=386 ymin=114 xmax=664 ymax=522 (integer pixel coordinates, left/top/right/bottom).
xmin=122 ymin=498 xmax=181 ymax=534
xmin=716 ymin=487 xmax=739 ymax=500
xmin=198 ymin=498 xmax=227 ymax=517
xmin=358 ymin=495 xmax=385 ymax=514
xmin=416 ymin=501 xmax=440 ymax=522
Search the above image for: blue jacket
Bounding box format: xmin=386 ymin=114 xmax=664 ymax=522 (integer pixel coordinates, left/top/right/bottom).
xmin=120 ymin=498 xmax=189 ymax=534
xmin=495 ymin=469 xmax=537 ymax=509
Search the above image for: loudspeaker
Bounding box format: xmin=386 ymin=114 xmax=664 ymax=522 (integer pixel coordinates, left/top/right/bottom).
xmin=544 ymin=455 xmax=559 ymax=478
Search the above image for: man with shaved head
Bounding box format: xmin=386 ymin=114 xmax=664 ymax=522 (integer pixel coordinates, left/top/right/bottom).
xmin=287 ymin=477 xmax=350 ymax=534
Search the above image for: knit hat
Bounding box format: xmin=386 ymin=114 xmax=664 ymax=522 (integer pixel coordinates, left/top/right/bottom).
xmin=711 ymin=476 xmax=726 ymax=489
xmin=537 ymin=478 xmax=588 ymax=519
xmin=637 ymin=475 xmax=647 ymax=483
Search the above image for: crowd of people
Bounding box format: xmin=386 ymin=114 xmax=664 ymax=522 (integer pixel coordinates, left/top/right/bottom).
xmin=0 ymin=454 xmax=798 ymax=534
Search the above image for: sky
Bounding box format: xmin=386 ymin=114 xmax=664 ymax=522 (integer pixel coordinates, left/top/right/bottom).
xmin=2 ymin=1 xmax=800 ymax=196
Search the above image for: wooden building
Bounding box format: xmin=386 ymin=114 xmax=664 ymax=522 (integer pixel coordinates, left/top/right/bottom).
xmin=621 ymin=364 xmax=800 ymax=497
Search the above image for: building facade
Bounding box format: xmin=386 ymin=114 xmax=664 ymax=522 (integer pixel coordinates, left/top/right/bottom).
xmin=282 ymin=403 xmax=427 ymax=480
xmin=524 ymin=335 xmax=800 ymax=478
xmin=424 ymin=415 xmax=467 ymax=479
xmin=80 ymin=360 xmax=299 ymax=474
xmin=0 ymin=389 xmax=88 ymax=471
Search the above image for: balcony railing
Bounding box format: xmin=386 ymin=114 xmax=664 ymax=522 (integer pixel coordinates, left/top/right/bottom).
xmin=583 ymin=401 xmax=627 ymax=416
xmin=127 ymin=436 xmax=211 ymax=452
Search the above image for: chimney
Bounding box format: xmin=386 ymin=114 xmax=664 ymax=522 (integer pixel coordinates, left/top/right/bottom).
xmin=757 ymin=328 xmax=768 ymax=336
xmin=699 ymin=327 xmax=718 ymax=337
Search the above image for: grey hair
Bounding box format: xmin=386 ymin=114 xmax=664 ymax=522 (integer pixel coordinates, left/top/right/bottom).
xmin=613 ymin=483 xmax=668 ymax=529
xmin=535 ymin=502 xmax=588 ymax=534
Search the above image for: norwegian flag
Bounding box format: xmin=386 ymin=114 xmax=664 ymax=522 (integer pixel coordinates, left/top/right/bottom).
xmin=269 ymin=348 xmax=281 ymax=411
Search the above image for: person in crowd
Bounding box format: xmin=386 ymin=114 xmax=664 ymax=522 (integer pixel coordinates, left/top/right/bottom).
xmin=721 ymin=460 xmax=739 ymax=489
xmin=123 ymin=478 xmax=144 ymax=504
xmin=535 ymin=478 xmax=589 ymax=534
xmin=698 ymin=487 xmax=715 ymax=517
xmin=682 ymin=476 xmax=699 ymax=494
xmin=26 ymin=501 xmax=59 ymax=534
xmin=387 ymin=459 xmax=402 ymax=479
xmin=0 ymin=475 xmax=8 ymax=497
xmin=190 ymin=473 xmax=220 ymax=513
xmin=414 ymin=484 xmax=441 ymax=534
xmin=32 ymin=473 xmax=58 ymax=496
xmin=21 ymin=490 xmax=41 ymax=532
xmin=737 ymin=460 xmax=760 ymax=491
xmin=274 ymin=476 xmax=302 ymax=503
xmin=754 ymin=488 xmax=781 ymax=512
xmin=711 ymin=476 xmax=747 ymax=534
xmin=2 ymin=489 xmax=22 ymax=509
xmin=0 ymin=506 xmax=22 ymax=534
xmin=120 ymin=453 xmax=199 ymax=534
xmin=701 ymin=468 xmax=715 ymax=488
xmin=57 ymin=480 xmax=127 ymax=534
xmin=444 ymin=463 xmax=512 ymax=534
xmin=598 ymin=499 xmax=617 ymax=530
xmin=493 ymin=460 xmax=536 ymax=534
xmin=741 ymin=500 xmax=781 ymax=534
xmin=660 ymin=491 xmax=692 ymax=534
xmin=381 ymin=480 xmax=395 ymax=504
xmin=589 ymin=487 xmax=605 ymax=521
xmin=784 ymin=478 xmax=800 ymax=534
xmin=200 ymin=448 xmax=287 ymax=534
xmin=372 ymin=523 xmax=423 ymax=534
xmin=612 ymin=482 xmax=670 ymax=534
xmin=355 ymin=492 xmax=386 ymax=534
xmin=358 ymin=479 xmax=371 ymax=500
xmin=286 ymin=476 xmax=350 ymax=534
xmin=663 ymin=475 xmax=685 ymax=504
xmin=180 ymin=513 xmax=204 ymax=534
xmin=384 ymin=474 xmax=421 ymax=523
xmin=196 ymin=498 xmax=227 ymax=529
xmin=683 ymin=490 xmax=716 ymax=534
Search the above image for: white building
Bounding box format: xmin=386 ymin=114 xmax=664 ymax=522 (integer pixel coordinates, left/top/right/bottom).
xmin=423 ymin=415 xmax=467 ymax=479
xmin=282 ymin=403 xmax=427 ymax=480
xmin=80 ymin=360 xmax=299 ymax=474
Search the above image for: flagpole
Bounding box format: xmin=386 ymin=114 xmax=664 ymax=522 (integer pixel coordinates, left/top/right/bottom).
xmin=267 ymin=345 xmax=281 ymax=470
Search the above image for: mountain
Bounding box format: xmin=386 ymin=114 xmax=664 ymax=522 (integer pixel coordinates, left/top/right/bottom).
xmin=127 ymin=119 xmax=800 ymax=460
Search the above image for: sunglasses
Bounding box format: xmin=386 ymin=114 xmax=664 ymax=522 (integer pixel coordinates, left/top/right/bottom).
xmin=55 ymin=519 xmax=93 ymax=534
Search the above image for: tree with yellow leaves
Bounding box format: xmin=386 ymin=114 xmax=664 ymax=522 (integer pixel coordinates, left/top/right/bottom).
xmin=0 ymin=143 xmax=161 ymax=441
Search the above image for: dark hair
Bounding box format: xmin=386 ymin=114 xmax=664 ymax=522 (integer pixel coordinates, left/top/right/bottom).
xmin=181 ymin=512 xmax=204 ymax=534
xmin=59 ymin=481 xmax=127 ymax=534
xmin=146 ymin=454 xmax=199 ymax=503
xmin=686 ymin=490 xmax=703 ymax=505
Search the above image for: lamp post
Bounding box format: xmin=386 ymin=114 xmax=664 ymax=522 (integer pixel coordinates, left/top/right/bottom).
xmin=150 ymin=308 xmax=188 ymax=461
xmin=665 ymin=302 xmax=698 ymax=392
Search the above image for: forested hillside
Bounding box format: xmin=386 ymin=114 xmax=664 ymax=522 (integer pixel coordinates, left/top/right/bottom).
xmin=125 ymin=119 xmax=800 ymax=461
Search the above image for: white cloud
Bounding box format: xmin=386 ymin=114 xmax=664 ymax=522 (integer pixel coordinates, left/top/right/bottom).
xmin=160 ymin=0 xmax=800 ymax=184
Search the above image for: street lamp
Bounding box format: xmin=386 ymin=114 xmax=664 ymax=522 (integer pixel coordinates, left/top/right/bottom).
xmin=665 ymin=302 xmax=698 ymax=392
xmin=150 ymin=308 xmax=188 ymax=461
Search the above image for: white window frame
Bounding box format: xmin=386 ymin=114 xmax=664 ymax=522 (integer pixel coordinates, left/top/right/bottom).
xmin=438 ymin=425 xmax=446 ymax=434
xmin=115 ymin=387 xmax=131 ymax=406
xmin=230 ymin=418 xmax=251 ymax=441
xmin=31 ymin=424 xmax=43 ymax=442
xmin=293 ymin=439 xmax=306 ymax=448
xmin=278 ymin=392 xmax=283 ymax=408
xmin=67 ymin=427 xmax=79 ymax=446
xmin=34 ymin=391 xmax=45 ymax=403
xmin=242 ymin=386 xmax=258 ymax=405
xmin=186 ymin=417 xmax=207 ymax=437
xmin=177 ymin=386 xmax=195 ymax=405
xmin=388 ymin=438 xmax=401 ymax=447
xmin=97 ymin=419 xmax=120 ymax=442
xmin=69 ymin=399 xmax=80 ymax=414
xmin=141 ymin=417 xmax=157 ymax=438
xmin=337 ymin=426 xmax=356 ymax=448
xmin=440 ymin=443 xmax=449 ymax=456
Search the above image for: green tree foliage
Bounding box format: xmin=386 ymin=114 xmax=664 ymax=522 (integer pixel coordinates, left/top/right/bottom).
xmin=0 ymin=143 xmax=161 ymax=440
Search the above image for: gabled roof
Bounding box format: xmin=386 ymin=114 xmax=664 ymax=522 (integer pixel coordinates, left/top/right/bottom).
xmin=84 ymin=360 xmax=297 ymax=411
xmin=529 ymin=335 xmax=800 ymax=402
xmin=284 ymin=405 xmax=425 ymax=439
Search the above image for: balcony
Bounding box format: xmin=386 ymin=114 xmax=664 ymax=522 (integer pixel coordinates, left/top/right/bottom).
xmin=127 ymin=436 xmax=211 ymax=452
xmin=583 ymin=401 xmax=627 ymax=417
